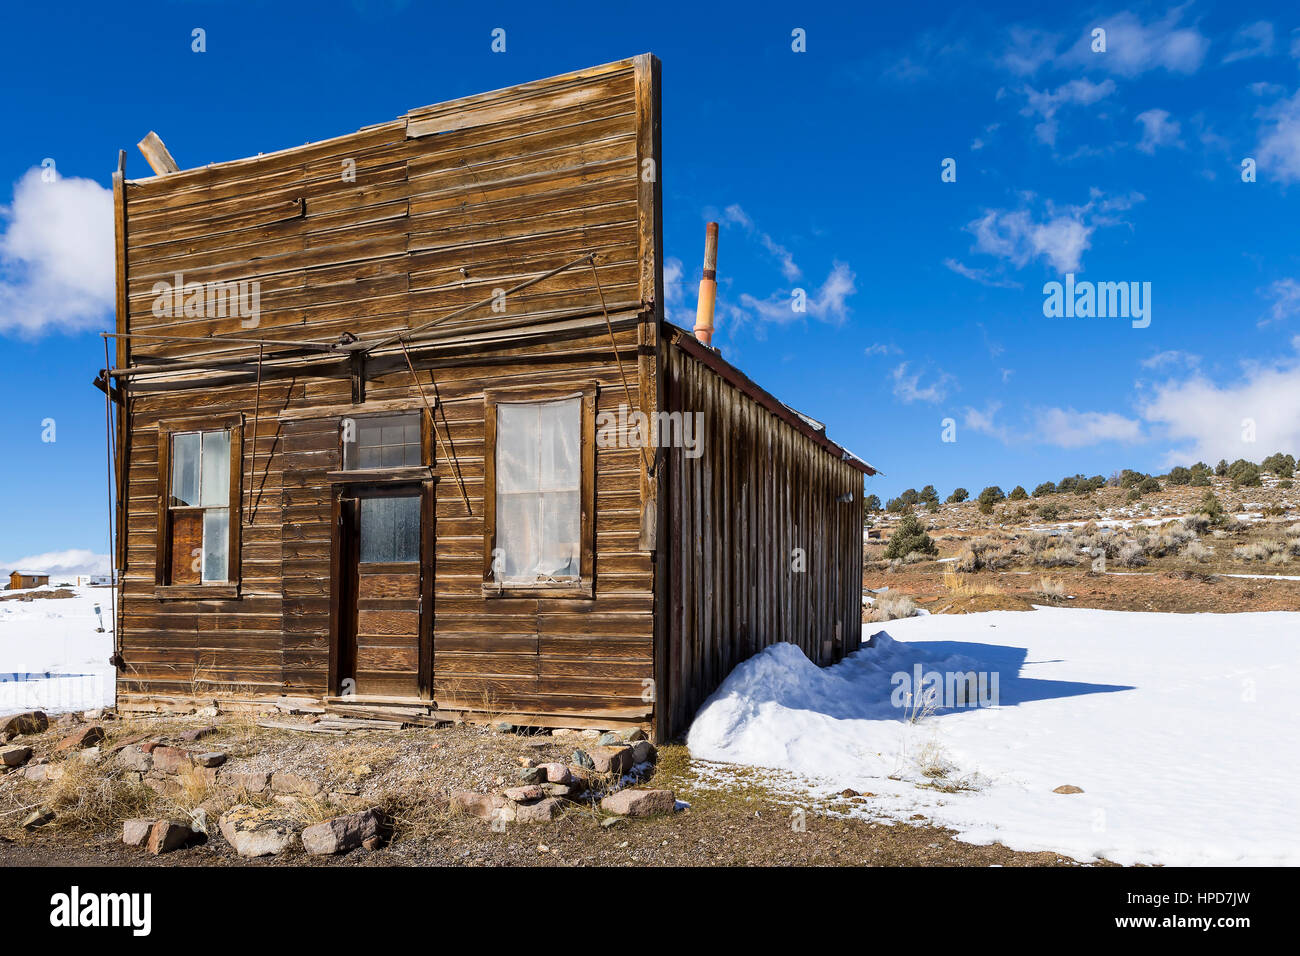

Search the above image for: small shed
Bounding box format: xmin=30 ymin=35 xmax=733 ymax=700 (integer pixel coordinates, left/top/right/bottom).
xmin=8 ymin=571 xmax=49 ymax=590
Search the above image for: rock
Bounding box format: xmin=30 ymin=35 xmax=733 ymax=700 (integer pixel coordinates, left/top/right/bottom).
xmin=0 ymin=746 xmax=33 ymax=768
xmin=22 ymin=808 xmax=55 ymax=830
xmin=190 ymin=808 xmax=210 ymax=835
xmin=75 ymin=747 xmax=102 ymax=766
xmin=301 ymin=809 xmax=382 ymax=855
xmin=613 ymin=728 xmax=647 ymax=742
xmin=1053 ymin=785 xmax=1084 ymax=794
xmin=490 ymin=721 xmax=514 ymax=734
xmin=149 ymin=745 xmax=192 ymax=775
xmin=146 ymin=820 xmax=194 ymax=855
xmin=630 ymin=740 xmax=655 ymax=765
xmin=143 ymin=775 xmax=180 ymax=797
xmin=597 ymin=732 xmax=621 ymax=747
xmin=515 ymin=797 xmax=564 ymax=823
xmin=218 ymin=805 xmax=298 ymax=857
xmin=840 ymin=788 xmax=860 ymax=798
xmin=522 ymin=738 xmax=550 ymax=749
xmin=117 ymin=745 xmax=152 ymax=773
xmin=0 ymin=711 xmax=48 ymax=737
xmin=540 ymin=762 xmax=571 ymax=784
xmin=194 ymin=752 xmax=226 ymax=768
xmin=589 ymin=746 xmax=633 ymax=775
xmin=54 ymin=724 xmax=104 ymax=751
xmin=362 ymin=835 xmax=383 ymax=851
xmin=539 ymin=782 xmax=583 ymax=800
xmin=23 ymin=763 xmax=64 ymax=783
xmin=571 ymin=749 xmax=594 ymax=770
xmin=226 ymin=771 xmax=270 ymax=794
xmin=196 ymin=706 xmax=218 ymax=718
xmin=550 ymin=728 xmax=577 ymax=739
xmin=600 ymin=816 xmax=623 ymax=828
xmin=271 ymin=772 xmax=322 ymax=797
xmin=122 ymin=819 xmax=155 ymax=847
xmin=503 ymin=785 xmax=545 ymax=803
xmin=579 ymin=729 xmax=602 ymax=739
xmin=600 ymin=788 xmax=676 ymax=817
xmin=517 ymin=765 xmax=545 ymax=784
xmin=450 ymin=791 xmax=514 ymax=823
xmin=178 ymin=726 xmax=217 ymax=743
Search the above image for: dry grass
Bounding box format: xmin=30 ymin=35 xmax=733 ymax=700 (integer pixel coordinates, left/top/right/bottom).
xmin=866 ymin=593 xmax=917 ymax=622
xmin=1032 ymin=576 xmax=1067 ymax=602
xmin=941 ymin=568 xmax=1000 ymax=598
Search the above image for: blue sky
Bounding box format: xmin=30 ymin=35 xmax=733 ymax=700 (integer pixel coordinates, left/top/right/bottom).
xmin=3 ymin=0 xmax=1300 ymax=571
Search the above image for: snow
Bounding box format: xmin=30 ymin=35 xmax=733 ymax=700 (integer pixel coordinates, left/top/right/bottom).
xmin=687 ymin=607 xmax=1300 ymax=866
xmin=0 ymin=587 xmax=115 ymax=717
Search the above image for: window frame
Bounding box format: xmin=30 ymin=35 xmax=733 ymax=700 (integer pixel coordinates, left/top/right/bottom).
xmin=328 ymin=408 xmax=431 ymax=483
xmin=154 ymin=413 xmax=243 ymax=599
xmin=482 ymin=383 xmax=596 ymax=599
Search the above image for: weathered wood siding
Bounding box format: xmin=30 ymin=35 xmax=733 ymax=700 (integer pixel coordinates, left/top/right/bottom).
xmin=114 ymin=56 xmax=663 ymax=728
xmin=659 ymin=338 xmax=865 ymax=739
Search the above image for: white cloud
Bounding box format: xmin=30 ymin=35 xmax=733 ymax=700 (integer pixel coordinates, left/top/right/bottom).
xmin=1 ymin=548 xmax=109 ymax=580
xmin=1141 ymin=351 xmax=1300 ymax=463
xmin=864 ymin=342 xmax=900 ymax=356
xmin=964 ymin=190 xmax=1140 ymax=275
xmin=1222 ymin=21 xmax=1275 ymax=64
xmin=1261 ymin=277 xmax=1300 ymax=326
xmin=1256 ymin=88 xmax=1300 ymax=184
xmin=963 ymin=401 xmax=1014 ymax=442
xmin=663 ymin=256 xmax=684 ymax=303
xmin=1020 ymin=77 xmax=1116 ymax=146
xmin=1141 ymin=349 xmax=1200 ymax=370
xmin=1135 ymin=109 xmax=1183 ymax=154
xmin=891 ymin=361 xmax=955 ymax=404
xmin=737 ymin=262 xmax=855 ymax=326
xmin=942 ymin=257 xmax=1022 ymax=289
xmin=1061 ymin=9 xmax=1209 ymax=76
xmin=0 ymin=167 xmax=114 ymax=337
xmin=1034 ymin=407 xmax=1143 ymax=447
xmin=722 ymin=204 xmax=801 ymax=281
xmin=1000 ymin=26 xmax=1061 ymax=76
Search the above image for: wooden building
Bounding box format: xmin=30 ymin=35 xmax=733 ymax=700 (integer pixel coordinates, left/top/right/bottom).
xmin=8 ymin=571 xmax=50 ymax=590
xmin=101 ymin=55 xmax=874 ymax=741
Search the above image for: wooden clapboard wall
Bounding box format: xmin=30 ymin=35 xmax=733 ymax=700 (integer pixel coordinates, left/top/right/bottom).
xmin=659 ymin=331 xmax=867 ymax=740
xmin=115 ymin=55 xmax=663 ymax=727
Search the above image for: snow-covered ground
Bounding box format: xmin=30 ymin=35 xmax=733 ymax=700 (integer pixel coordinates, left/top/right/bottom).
xmin=0 ymin=586 xmax=115 ymax=717
xmin=688 ymin=607 xmax=1300 ymax=866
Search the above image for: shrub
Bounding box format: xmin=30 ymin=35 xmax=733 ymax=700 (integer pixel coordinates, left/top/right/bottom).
xmin=1126 ymin=488 xmax=1142 ymax=503
xmin=978 ymin=485 xmax=1006 ymax=506
xmin=864 ymin=494 xmax=881 ymax=512
xmin=867 ymin=593 xmax=918 ymax=623
xmin=1033 ymin=481 xmax=1057 ymax=497
xmin=1190 ymin=470 xmax=1211 ymax=487
xmin=1033 ymin=577 xmax=1067 ymax=601
xmin=1038 ymin=502 xmax=1063 ymax=521
xmin=1184 ymin=540 xmax=1212 ymax=562
xmin=1116 ymin=541 xmax=1148 ymax=567
xmin=1008 ymin=485 xmax=1028 ymax=501
xmin=1231 ymin=464 xmax=1262 ymax=488
xmin=1215 ymin=459 xmax=1229 ymax=476
xmin=946 ymin=487 xmax=969 ymax=503
xmin=1167 ymin=466 xmax=1192 ymax=485
xmin=919 ymin=484 xmax=940 ymax=506
xmin=1138 ymin=475 xmax=1161 ymax=494
xmin=1261 ymin=452 xmax=1296 ymax=478
xmin=883 ymin=513 xmax=939 ymax=560
xmin=1279 ymin=479 xmax=1294 ymax=490
xmin=1197 ymin=491 xmax=1225 ymax=524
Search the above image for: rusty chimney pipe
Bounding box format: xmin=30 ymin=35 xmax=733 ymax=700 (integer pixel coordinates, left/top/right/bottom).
xmin=694 ymin=222 xmax=719 ymax=347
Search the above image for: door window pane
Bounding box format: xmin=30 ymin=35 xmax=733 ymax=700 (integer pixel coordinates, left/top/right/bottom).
xmin=360 ymin=495 xmax=420 ymax=563
xmin=171 ymin=432 xmax=201 ymax=506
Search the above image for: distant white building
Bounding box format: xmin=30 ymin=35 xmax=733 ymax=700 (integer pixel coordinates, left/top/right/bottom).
xmin=75 ymin=573 xmax=118 ymax=587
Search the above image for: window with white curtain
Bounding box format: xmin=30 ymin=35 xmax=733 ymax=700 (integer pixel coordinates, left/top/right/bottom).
xmin=492 ymin=397 xmax=582 ymax=585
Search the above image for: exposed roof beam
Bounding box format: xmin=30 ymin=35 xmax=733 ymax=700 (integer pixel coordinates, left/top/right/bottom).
xmin=136 ymin=131 xmax=179 ymax=175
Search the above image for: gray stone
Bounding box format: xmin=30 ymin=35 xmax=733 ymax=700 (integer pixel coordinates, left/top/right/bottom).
xmin=589 ymin=746 xmax=633 ymax=775
xmin=218 ymin=805 xmax=298 ymax=857
xmin=301 ymin=809 xmax=382 ymax=855
xmin=613 ymin=728 xmax=647 ymax=742
xmin=515 ymin=796 xmax=564 ymax=823
xmin=630 ymin=740 xmax=655 ymax=765
xmin=571 ymin=749 xmax=594 ymax=770
xmin=54 ymin=724 xmax=104 ymax=752
xmin=122 ymin=819 xmax=155 ymax=847
xmin=23 ymin=763 xmax=64 ymax=783
xmin=600 ymin=788 xmax=676 ymax=817
xmin=194 ymin=751 xmax=226 ymax=768
xmin=225 ymin=770 xmax=270 ymax=793
xmin=271 ymin=772 xmax=322 ymax=796
xmin=0 ymin=745 xmax=32 ymax=768
xmin=597 ymin=732 xmax=622 ymax=747
xmin=540 ymin=762 xmax=571 ymax=784
xmin=22 ymin=807 xmax=55 ymax=829
xmin=117 ymin=745 xmax=152 ymax=773
xmin=450 ymin=791 xmax=515 ymax=823
xmin=517 ymin=765 xmax=545 ymax=784
xmin=146 ymin=820 xmax=193 ymax=855
xmin=0 ymin=711 xmax=47 ymax=737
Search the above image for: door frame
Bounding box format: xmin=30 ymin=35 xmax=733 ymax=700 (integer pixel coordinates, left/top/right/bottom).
xmin=329 ymin=477 xmax=436 ymax=700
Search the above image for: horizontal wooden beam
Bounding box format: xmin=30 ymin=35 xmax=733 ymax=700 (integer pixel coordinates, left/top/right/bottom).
xmin=137 ymin=131 xmax=180 ymax=175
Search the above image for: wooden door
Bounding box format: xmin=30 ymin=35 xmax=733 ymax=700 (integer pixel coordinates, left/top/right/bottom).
xmin=340 ymin=486 xmax=424 ymax=697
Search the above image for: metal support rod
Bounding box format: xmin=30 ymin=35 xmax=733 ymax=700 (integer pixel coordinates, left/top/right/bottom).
xmin=589 ymin=257 xmax=652 ymax=477
xmin=400 ymin=339 xmax=471 ymax=516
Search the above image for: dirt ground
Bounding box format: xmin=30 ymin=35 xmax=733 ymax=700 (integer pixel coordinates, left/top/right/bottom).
xmin=0 ymin=723 xmax=1100 ymax=867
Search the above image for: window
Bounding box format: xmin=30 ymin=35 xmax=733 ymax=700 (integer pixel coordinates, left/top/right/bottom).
xmin=359 ymin=495 xmax=421 ymax=563
xmin=156 ymin=415 xmax=242 ymax=594
xmin=483 ymin=386 xmax=595 ymax=595
xmin=342 ymin=413 xmax=422 ymax=470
